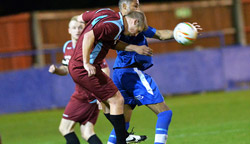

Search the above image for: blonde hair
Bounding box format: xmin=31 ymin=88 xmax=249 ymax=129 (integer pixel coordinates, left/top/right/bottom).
xmin=68 ymin=16 xmax=78 ymax=27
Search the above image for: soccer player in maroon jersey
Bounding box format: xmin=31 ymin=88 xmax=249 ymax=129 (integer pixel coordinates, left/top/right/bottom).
xmin=49 ymin=16 xmax=109 ymax=144
xmin=69 ymin=9 xmax=151 ymax=144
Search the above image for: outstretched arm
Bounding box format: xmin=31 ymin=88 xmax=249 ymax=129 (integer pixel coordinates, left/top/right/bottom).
xmin=153 ymin=29 xmax=174 ymax=40
xmin=150 ymin=22 xmax=202 ymax=40
xmin=114 ymin=40 xmax=153 ymax=56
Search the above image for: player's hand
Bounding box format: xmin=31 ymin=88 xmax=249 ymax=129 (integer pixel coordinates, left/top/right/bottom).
xmin=192 ymin=22 xmax=203 ymax=33
xmin=136 ymin=45 xmax=153 ymax=56
xmin=48 ymin=64 xmax=57 ymax=74
xmin=84 ymin=63 xmax=96 ymax=77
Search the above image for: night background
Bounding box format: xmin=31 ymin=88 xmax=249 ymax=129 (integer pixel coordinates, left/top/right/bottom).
xmin=0 ymin=0 xmax=194 ymax=16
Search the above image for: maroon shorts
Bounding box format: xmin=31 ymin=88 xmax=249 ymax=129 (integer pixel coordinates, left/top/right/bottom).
xmin=69 ymin=61 xmax=118 ymax=102
xmin=63 ymin=96 xmax=99 ymax=125
xmin=72 ymin=83 xmax=96 ymax=102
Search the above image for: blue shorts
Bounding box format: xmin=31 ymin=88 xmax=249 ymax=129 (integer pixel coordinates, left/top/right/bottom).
xmin=113 ymin=68 xmax=164 ymax=109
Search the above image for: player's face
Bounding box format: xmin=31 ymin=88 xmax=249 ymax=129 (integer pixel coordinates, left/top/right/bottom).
xmin=128 ymin=0 xmax=140 ymax=12
xmin=122 ymin=0 xmax=140 ymax=15
xmin=68 ymin=21 xmax=85 ymax=40
xmin=125 ymin=21 xmax=144 ymax=36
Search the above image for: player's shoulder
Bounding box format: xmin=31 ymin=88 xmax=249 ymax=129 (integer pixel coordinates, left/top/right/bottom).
xmin=142 ymin=26 xmax=156 ymax=38
xmin=63 ymin=40 xmax=72 ymax=53
xmin=103 ymin=12 xmax=123 ymax=29
xmin=95 ymin=8 xmax=115 ymax=15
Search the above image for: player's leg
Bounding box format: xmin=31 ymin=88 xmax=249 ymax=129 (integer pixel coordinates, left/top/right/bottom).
xmin=70 ymin=66 xmax=127 ymax=144
xmin=59 ymin=88 xmax=95 ymax=144
xmin=105 ymin=91 xmax=127 ymax=144
xmin=147 ymin=102 xmax=172 ymax=144
xmin=108 ymin=104 xmax=132 ymax=144
xmin=122 ymin=68 xmax=172 ymax=144
xmin=59 ymin=118 xmax=80 ymax=144
xmin=107 ymin=68 xmax=131 ymax=144
xmin=80 ymin=121 xmax=102 ymax=144
xmin=79 ymin=100 xmax=102 ymax=144
xmin=108 ymin=68 xmax=147 ymax=144
xmin=122 ymin=105 xmax=147 ymax=143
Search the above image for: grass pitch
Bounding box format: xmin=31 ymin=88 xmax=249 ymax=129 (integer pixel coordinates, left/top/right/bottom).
xmin=0 ymin=90 xmax=250 ymax=144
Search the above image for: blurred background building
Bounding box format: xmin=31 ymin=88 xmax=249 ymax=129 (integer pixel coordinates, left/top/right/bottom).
xmin=0 ymin=0 xmax=250 ymax=114
xmin=0 ymin=0 xmax=249 ymax=70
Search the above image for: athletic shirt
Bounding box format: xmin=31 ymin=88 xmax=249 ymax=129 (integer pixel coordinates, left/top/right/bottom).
xmin=61 ymin=40 xmax=108 ymax=68
xmin=62 ymin=40 xmax=74 ymax=66
xmin=113 ymin=26 xmax=156 ymax=71
xmin=71 ymin=8 xmax=124 ymax=67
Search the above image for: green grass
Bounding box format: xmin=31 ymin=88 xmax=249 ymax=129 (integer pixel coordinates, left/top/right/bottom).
xmin=0 ymin=90 xmax=250 ymax=144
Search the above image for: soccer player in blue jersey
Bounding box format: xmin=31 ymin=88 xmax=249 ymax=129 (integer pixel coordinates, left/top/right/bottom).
xmin=107 ymin=0 xmax=174 ymax=144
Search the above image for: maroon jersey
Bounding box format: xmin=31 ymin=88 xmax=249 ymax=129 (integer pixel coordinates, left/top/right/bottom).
xmin=71 ymin=8 xmax=124 ymax=67
xmin=62 ymin=40 xmax=74 ymax=66
xmin=68 ymin=8 xmax=123 ymax=102
xmin=61 ymin=40 xmax=109 ymax=102
xmin=62 ymin=40 xmax=109 ymax=68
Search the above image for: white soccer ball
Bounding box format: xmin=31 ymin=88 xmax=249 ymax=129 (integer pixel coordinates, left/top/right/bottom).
xmin=173 ymin=22 xmax=198 ymax=45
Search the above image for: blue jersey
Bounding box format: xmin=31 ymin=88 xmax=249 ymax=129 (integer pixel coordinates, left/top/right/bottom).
xmin=113 ymin=26 xmax=156 ymax=71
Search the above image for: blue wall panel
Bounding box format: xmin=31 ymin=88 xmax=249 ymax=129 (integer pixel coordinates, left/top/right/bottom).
xmin=145 ymin=49 xmax=226 ymax=94
xmin=0 ymin=67 xmax=74 ymax=114
xmin=223 ymin=46 xmax=250 ymax=82
xmin=1 ymin=46 xmax=250 ymax=114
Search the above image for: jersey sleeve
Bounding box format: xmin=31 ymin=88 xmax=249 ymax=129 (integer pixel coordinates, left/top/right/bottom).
xmin=142 ymin=26 xmax=156 ymax=38
xmin=82 ymin=10 xmax=96 ymax=23
xmin=62 ymin=57 xmax=70 ymax=66
xmin=92 ymin=22 xmax=120 ymax=41
xmin=61 ymin=41 xmax=71 ymax=66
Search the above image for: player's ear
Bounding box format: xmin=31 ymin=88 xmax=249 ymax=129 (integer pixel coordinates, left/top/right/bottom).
xmin=68 ymin=28 xmax=71 ymax=34
xmin=122 ymin=3 xmax=128 ymax=11
xmin=134 ymin=19 xmax=139 ymax=26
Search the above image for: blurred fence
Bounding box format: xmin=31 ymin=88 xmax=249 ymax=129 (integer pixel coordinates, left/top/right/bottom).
xmin=1 ymin=0 xmax=250 ymax=72
xmin=0 ymin=30 xmax=227 ymax=67
xmin=0 ymin=13 xmax=33 ymax=71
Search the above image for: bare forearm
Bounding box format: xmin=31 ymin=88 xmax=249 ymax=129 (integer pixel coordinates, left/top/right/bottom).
xmin=114 ymin=40 xmax=141 ymax=52
xmin=54 ymin=65 xmax=69 ymax=76
xmin=113 ymin=40 xmax=129 ymax=51
xmin=114 ymin=40 xmax=152 ymax=56
xmin=153 ymin=30 xmax=174 ymax=40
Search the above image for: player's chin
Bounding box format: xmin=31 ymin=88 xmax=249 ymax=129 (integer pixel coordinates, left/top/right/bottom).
xmin=128 ymin=33 xmax=136 ymax=36
xmin=123 ymin=32 xmax=133 ymax=36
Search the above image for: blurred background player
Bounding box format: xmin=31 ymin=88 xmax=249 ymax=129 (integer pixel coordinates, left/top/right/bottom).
xmin=49 ymin=16 xmax=109 ymax=144
xmin=69 ymin=9 xmax=152 ymax=144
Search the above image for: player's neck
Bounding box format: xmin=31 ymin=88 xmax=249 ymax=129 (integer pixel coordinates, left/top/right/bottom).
xmin=71 ymin=39 xmax=77 ymax=48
